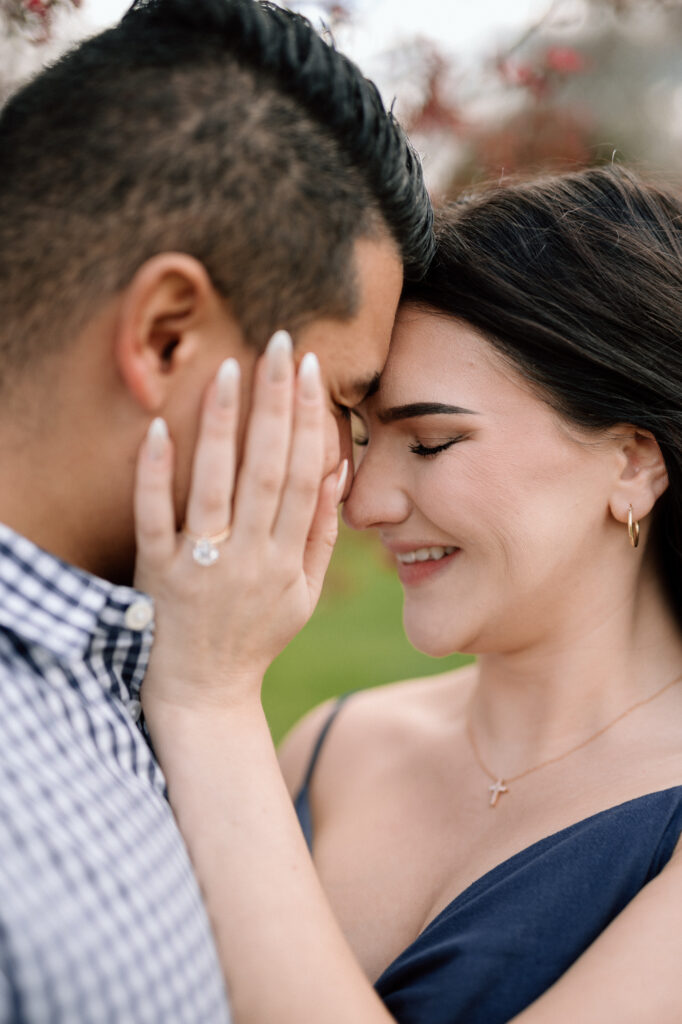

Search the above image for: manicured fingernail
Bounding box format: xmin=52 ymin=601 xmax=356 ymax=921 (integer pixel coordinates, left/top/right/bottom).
xmin=335 ymin=459 xmax=349 ymax=504
xmin=147 ymin=417 xmax=168 ymax=460
xmin=298 ymin=351 xmax=321 ymax=399
xmin=266 ymin=330 xmax=293 ymax=382
xmin=217 ymin=358 xmax=240 ymax=407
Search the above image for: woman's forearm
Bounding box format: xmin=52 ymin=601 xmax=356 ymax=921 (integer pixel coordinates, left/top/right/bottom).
xmin=146 ymin=697 xmax=393 ymax=1024
xmin=135 ymin=343 xmax=389 ymax=1021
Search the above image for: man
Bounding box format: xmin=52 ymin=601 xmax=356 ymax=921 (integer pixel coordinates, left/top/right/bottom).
xmin=0 ymin=0 xmax=432 ymax=1019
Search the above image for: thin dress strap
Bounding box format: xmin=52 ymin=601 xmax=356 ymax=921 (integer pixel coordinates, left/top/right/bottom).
xmin=300 ymin=691 xmax=354 ymax=792
xmin=294 ymin=691 xmax=354 ymax=852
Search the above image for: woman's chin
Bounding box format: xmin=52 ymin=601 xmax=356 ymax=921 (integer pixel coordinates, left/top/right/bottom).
xmin=402 ymin=616 xmax=471 ymax=659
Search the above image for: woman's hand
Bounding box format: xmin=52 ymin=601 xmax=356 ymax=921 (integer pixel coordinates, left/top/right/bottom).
xmin=134 ymin=330 xmax=347 ymax=712
xmin=131 ymin=332 xmax=391 ymax=1024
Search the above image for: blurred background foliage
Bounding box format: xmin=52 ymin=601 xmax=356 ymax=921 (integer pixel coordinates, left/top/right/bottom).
xmin=1 ymin=0 xmax=681 ymax=740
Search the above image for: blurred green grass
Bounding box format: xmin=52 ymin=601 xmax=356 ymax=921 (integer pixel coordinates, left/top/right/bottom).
xmin=263 ymin=522 xmax=472 ymax=744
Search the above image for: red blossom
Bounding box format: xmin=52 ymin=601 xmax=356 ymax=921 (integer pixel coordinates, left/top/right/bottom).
xmin=545 ymin=46 xmax=586 ymax=74
xmin=496 ymin=44 xmax=587 ymax=101
xmin=507 ymin=62 xmax=550 ymax=100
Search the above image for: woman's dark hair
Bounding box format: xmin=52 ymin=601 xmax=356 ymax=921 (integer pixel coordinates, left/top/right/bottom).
xmin=403 ymin=166 xmax=682 ymax=626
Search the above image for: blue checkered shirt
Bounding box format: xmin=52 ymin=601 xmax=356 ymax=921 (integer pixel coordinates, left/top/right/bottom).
xmin=0 ymin=524 xmax=231 ymax=1023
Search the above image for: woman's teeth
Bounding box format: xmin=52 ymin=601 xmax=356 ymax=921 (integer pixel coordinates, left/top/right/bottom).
xmin=396 ymin=546 xmax=456 ymax=564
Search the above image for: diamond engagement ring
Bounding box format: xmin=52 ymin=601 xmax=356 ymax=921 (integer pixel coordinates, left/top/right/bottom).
xmin=182 ymin=525 xmax=232 ymax=567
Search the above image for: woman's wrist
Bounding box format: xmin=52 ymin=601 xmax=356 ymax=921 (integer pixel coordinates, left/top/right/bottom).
xmin=142 ymin=674 xmax=267 ymax=732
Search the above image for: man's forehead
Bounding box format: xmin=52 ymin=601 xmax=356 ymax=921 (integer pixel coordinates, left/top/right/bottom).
xmin=312 ymin=335 xmax=386 ymax=406
xmin=308 ymin=236 xmax=402 ymax=395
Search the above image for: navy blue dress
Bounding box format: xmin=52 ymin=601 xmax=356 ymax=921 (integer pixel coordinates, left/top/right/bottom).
xmin=294 ymin=696 xmax=682 ymax=1024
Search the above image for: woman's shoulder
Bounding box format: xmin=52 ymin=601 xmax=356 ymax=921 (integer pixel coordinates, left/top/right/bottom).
xmin=278 ymin=662 xmax=478 ymax=798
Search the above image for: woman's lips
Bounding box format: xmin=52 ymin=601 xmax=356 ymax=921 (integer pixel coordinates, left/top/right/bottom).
xmin=395 ymin=548 xmax=460 ymax=585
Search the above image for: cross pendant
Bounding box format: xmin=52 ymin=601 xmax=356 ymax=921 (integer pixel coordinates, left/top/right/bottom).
xmin=488 ymin=779 xmax=509 ymax=807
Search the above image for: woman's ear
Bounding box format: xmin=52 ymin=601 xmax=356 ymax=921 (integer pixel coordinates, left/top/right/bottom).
xmin=608 ymin=427 xmax=669 ymax=527
xmin=113 ymin=253 xmax=220 ymax=412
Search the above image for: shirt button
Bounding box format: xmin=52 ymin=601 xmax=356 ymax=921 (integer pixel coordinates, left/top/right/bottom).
xmin=125 ymin=600 xmax=154 ymax=631
xmin=126 ymin=699 xmax=143 ymax=723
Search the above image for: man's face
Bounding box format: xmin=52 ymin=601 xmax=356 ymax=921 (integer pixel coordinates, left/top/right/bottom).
xmin=291 ymin=236 xmax=404 ymax=489
xmin=167 ymin=235 xmax=403 ymax=524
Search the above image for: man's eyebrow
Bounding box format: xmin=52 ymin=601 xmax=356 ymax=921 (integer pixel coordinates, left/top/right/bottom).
xmin=377 ymin=402 xmax=479 ymax=424
xmin=346 ymin=372 xmax=381 ymax=405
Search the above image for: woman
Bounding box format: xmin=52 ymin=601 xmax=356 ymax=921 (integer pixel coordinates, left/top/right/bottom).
xmin=136 ymin=166 xmax=682 ymax=1023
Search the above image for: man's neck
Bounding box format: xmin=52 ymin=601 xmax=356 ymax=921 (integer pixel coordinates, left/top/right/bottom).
xmin=0 ymin=423 xmax=135 ymax=585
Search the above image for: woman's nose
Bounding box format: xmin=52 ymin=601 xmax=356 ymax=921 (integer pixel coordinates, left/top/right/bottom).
xmin=342 ymin=446 xmax=410 ymax=532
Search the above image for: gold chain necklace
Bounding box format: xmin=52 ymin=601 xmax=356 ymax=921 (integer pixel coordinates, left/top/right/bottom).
xmin=466 ymin=671 xmax=682 ymax=808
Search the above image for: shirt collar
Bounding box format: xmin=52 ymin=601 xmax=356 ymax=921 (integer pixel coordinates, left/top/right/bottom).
xmin=0 ymin=522 xmax=154 ymax=698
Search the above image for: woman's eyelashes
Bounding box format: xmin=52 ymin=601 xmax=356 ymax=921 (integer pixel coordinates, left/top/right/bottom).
xmin=408 ymin=435 xmax=467 ymax=458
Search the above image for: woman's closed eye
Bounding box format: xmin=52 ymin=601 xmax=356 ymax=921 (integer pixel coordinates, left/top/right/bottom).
xmin=409 ymin=435 xmax=467 ymax=458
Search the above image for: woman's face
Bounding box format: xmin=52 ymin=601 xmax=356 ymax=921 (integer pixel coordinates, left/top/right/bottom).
xmin=343 ymin=305 xmax=625 ymax=657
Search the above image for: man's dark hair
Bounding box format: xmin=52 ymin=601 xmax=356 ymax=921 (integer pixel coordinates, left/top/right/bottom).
xmin=0 ymin=0 xmax=433 ymax=374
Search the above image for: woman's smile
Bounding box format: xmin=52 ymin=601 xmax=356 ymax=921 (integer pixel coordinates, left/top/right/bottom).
xmin=384 ymin=541 xmax=461 ymax=584
xmin=395 ymin=548 xmax=461 ymax=585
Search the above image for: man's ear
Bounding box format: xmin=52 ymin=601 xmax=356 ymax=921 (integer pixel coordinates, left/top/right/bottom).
xmin=113 ymin=253 xmax=223 ymax=411
xmin=608 ymin=427 xmax=669 ymax=528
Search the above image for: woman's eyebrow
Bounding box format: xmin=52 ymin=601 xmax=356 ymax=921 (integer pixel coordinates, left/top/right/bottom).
xmin=376 ymin=402 xmax=479 ymax=424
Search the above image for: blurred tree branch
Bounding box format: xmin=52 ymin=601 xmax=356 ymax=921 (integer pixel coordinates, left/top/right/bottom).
xmin=395 ymin=0 xmax=682 ymax=192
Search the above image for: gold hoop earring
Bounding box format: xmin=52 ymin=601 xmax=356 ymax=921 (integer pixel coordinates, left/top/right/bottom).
xmin=628 ymin=505 xmax=640 ymax=549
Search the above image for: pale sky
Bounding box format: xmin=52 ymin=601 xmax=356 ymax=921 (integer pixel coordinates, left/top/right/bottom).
xmin=84 ymin=0 xmax=552 ymax=67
